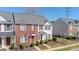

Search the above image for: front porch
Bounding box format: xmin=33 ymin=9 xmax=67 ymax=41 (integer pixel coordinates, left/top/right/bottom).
xmin=0 ymin=32 xmax=15 ymax=48
xmin=0 ymin=36 xmax=15 ymax=48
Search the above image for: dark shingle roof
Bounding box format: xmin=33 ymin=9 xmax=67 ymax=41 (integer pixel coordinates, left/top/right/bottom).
xmin=0 ymin=12 xmax=46 ymax=25
xmin=58 ymin=17 xmax=75 ymax=24
xmin=14 ymin=13 xmax=46 ymax=25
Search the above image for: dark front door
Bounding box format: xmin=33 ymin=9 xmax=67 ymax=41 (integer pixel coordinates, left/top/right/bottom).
xmin=6 ymin=37 xmax=10 ymax=46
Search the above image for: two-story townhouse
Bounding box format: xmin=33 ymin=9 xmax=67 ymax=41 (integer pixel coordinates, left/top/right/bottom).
xmin=73 ymin=20 xmax=79 ymax=37
xmin=0 ymin=12 xmax=15 ymax=48
xmin=38 ymin=20 xmax=53 ymax=40
xmin=52 ymin=17 xmax=76 ymax=36
xmin=13 ymin=13 xmax=46 ymax=46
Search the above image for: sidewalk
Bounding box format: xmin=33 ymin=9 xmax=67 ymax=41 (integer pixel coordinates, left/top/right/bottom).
xmin=43 ymin=43 xmax=79 ymax=51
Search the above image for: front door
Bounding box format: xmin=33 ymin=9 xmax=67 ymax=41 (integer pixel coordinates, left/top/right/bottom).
xmin=6 ymin=37 xmax=10 ymax=46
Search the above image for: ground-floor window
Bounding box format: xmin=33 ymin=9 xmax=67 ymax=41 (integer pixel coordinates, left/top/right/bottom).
xmin=20 ymin=35 xmax=26 ymax=43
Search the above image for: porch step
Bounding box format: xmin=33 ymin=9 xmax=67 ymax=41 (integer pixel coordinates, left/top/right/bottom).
xmin=43 ymin=44 xmax=51 ymax=49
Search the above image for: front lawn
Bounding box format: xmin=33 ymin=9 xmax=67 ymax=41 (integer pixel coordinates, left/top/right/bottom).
xmin=55 ymin=45 xmax=79 ymax=51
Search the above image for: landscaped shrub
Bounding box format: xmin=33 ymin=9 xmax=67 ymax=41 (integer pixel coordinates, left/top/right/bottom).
xmin=30 ymin=42 xmax=35 ymax=47
xmin=44 ymin=40 xmax=48 ymax=44
xmin=52 ymin=37 xmax=57 ymax=41
xmin=40 ymin=40 xmax=44 ymax=44
xmin=72 ymin=36 xmax=76 ymax=40
xmin=65 ymin=36 xmax=76 ymax=40
xmin=19 ymin=43 xmax=24 ymax=49
xmin=9 ymin=43 xmax=15 ymax=50
xmin=35 ymin=41 xmax=40 ymax=46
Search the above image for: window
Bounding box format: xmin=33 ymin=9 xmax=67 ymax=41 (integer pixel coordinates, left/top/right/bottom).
xmin=39 ymin=25 xmax=43 ymax=30
xmin=45 ymin=25 xmax=50 ymax=30
xmin=20 ymin=35 xmax=26 ymax=43
xmin=32 ymin=25 xmax=34 ymax=31
xmin=20 ymin=25 xmax=26 ymax=31
xmin=6 ymin=24 xmax=10 ymax=31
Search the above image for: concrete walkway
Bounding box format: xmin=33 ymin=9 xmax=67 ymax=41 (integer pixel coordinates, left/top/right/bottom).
xmin=44 ymin=43 xmax=79 ymax=51
xmin=34 ymin=46 xmax=42 ymax=51
xmin=43 ymin=44 xmax=51 ymax=49
xmin=6 ymin=46 xmax=10 ymax=51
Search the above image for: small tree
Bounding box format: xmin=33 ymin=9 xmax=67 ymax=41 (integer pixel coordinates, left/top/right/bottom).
xmin=40 ymin=40 xmax=44 ymax=44
xmin=9 ymin=43 xmax=15 ymax=50
xmin=52 ymin=37 xmax=57 ymax=41
xmin=30 ymin=42 xmax=35 ymax=47
xmin=35 ymin=41 xmax=40 ymax=46
xmin=19 ymin=43 xmax=24 ymax=50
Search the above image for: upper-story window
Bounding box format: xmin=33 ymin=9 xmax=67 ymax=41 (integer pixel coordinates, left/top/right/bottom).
xmin=39 ymin=25 xmax=43 ymax=30
xmin=20 ymin=25 xmax=26 ymax=31
xmin=45 ymin=25 xmax=51 ymax=30
xmin=6 ymin=24 xmax=11 ymax=31
xmin=32 ymin=25 xmax=34 ymax=31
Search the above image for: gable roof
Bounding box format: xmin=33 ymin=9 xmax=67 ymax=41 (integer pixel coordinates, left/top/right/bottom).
xmin=57 ymin=17 xmax=75 ymax=24
xmin=0 ymin=12 xmax=46 ymax=25
xmin=44 ymin=20 xmax=53 ymax=25
xmin=14 ymin=13 xmax=46 ymax=25
xmin=0 ymin=12 xmax=13 ymax=24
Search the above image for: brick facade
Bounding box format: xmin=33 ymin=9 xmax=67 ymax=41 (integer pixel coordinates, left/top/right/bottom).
xmin=15 ymin=24 xmax=38 ymax=45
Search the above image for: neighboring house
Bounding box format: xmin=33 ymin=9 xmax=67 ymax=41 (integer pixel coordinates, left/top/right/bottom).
xmin=38 ymin=20 xmax=53 ymax=40
xmin=73 ymin=20 xmax=79 ymax=37
xmin=0 ymin=12 xmax=53 ymax=48
xmin=52 ymin=17 xmax=76 ymax=36
xmin=0 ymin=12 xmax=15 ymax=48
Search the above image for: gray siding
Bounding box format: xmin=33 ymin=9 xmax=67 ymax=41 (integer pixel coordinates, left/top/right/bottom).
xmin=52 ymin=19 xmax=69 ymax=36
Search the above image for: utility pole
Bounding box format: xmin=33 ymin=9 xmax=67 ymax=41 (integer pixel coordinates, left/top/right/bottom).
xmin=12 ymin=13 xmax=16 ymax=47
xmin=66 ymin=7 xmax=70 ymax=19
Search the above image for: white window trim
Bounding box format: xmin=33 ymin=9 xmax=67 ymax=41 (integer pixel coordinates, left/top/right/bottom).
xmin=20 ymin=35 xmax=26 ymax=43
xmin=20 ymin=25 xmax=26 ymax=31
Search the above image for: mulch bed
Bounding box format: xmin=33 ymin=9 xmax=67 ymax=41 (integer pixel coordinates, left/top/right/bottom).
xmin=23 ymin=47 xmax=37 ymax=51
xmin=0 ymin=49 xmax=6 ymax=51
xmin=38 ymin=44 xmax=48 ymax=50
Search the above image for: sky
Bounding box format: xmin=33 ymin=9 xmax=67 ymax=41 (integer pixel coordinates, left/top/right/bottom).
xmin=0 ymin=7 xmax=79 ymax=21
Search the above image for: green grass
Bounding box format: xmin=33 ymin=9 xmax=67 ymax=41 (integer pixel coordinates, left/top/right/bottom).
xmin=55 ymin=45 xmax=79 ymax=51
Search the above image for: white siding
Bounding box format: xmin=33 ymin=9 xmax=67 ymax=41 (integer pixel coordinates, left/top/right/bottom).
xmin=1 ymin=24 xmax=4 ymax=32
xmin=38 ymin=21 xmax=53 ymax=39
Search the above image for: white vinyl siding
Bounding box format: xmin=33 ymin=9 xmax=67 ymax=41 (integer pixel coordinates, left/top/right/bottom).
xmin=20 ymin=35 xmax=26 ymax=43
xmin=20 ymin=25 xmax=26 ymax=31
xmin=31 ymin=25 xmax=34 ymax=31
xmin=47 ymin=34 xmax=51 ymax=39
